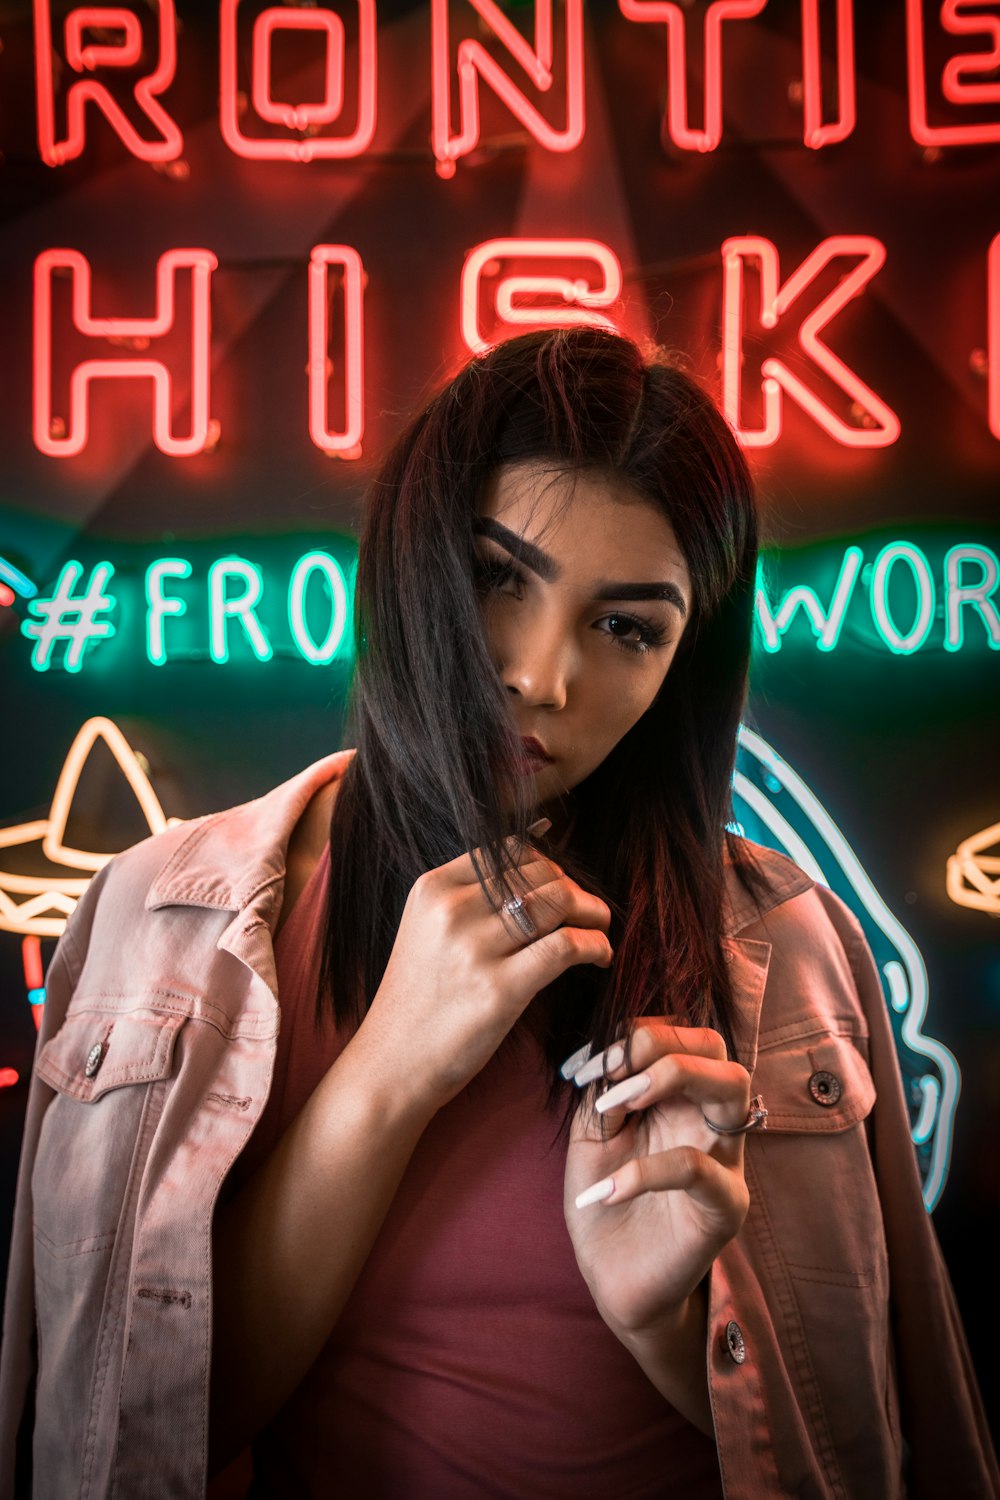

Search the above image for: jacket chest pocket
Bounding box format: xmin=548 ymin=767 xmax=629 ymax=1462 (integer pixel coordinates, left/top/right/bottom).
xmin=747 ymin=1027 xmax=883 ymax=1281
xmin=31 ymin=1004 xmax=186 ymax=1259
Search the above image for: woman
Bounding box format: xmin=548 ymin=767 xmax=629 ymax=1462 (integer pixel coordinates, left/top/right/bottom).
xmin=1 ymin=328 xmax=995 ymax=1499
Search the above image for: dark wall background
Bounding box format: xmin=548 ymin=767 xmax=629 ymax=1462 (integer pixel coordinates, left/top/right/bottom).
xmin=1 ymin=0 xmax=998 ymax=1435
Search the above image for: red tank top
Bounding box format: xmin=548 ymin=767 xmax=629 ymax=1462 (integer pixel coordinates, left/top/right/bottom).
xmin=231 ymin=845 xmax=723 ymax=1499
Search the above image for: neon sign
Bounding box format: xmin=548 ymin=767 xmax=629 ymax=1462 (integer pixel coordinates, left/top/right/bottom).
xmin=33 ymin=248 xmax=217 ymax=458
xmin=432 ymin=0 xmax=585 ymax=177
xmin=33 ymin=0 xmax=182 ymax=166
xmin=947 ymin=821 xmax=1000 ymax=915
xmin=722 ymin=235 xmax=900 ymax=449
xmin=29 ymin=235 xmax=1000 ymax=456
xmin=461 ymin=239 xmax=622 ymax=355
xmin=21 ymin=2 xmax=1000 ymax=167
xmin=0 ymin=717 xmax=177 ymax=939
xmin=219 ymin=0 xmax=377 ymax=161
xmin=801 ymin=0 xmax=856 ymax=149
xmin=21 ymin=561 xmax=117 ymax=673
xmin=14 ymin=540 xmax=998 ymax=675
xmin=907 ymin=0 xmax=1000 ymax=148
xmin=618 ymin=0 xmax=767 ymax=153
xmin=309 ymin=246 xmax=366 ymax=456
xmin=756 ymin=541 xmax=1000 ymax=654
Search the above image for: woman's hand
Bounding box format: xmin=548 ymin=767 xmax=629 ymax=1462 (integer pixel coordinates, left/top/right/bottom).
xmin=355 ymin=835 xmax=614 ymax=1121
xmin=564 ymin=1019 xmax=754 ymax=1341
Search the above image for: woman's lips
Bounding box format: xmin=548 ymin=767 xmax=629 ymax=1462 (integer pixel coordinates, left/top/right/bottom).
xmin=518 ymin=737 xmax=554 ymax=772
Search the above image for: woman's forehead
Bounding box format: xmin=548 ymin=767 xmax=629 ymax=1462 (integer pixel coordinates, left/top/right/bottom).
xmin=479 ymin=462 xmax=689 ymax=577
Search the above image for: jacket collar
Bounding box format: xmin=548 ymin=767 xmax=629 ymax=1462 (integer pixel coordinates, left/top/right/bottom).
xmin=146 ymin=750 xmax=354 ymax=915
xmin=722 ymin=846 xmax=814 ymax=937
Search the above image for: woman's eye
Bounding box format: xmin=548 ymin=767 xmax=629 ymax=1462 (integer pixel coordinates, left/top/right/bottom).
xmin=473 ymin=557 xmax=525 ymax=600
xmin=601 ymin=613 xmax=669 ymax=656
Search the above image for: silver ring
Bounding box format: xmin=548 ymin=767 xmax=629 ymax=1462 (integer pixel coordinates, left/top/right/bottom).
xmin=502 ymin=895 xmax=537 ymax=940
xmin=703 ymin=1094 xmax=768 ymax=1136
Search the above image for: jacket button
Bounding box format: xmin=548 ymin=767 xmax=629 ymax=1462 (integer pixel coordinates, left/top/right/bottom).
xmin=809 ymin=1070 xmax=842 ymax=1106
xmin=724 ymin=1320 xmax=746 ymax=1364
xmin=84 ymin=1042 xmax=104 ymax=1078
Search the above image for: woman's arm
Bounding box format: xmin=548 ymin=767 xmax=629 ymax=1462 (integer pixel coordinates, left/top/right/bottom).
xmin=208 ymin=1026 xmax=434 ymax=1475
xmin=209 ymin=837 xmax=615 ymax=1474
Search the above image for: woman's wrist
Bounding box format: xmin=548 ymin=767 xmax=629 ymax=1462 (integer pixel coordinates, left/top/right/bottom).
xmin=607 ymin=1283 xmax=714 ymax=1438
xmin=335 ymin=1013 xmax=443 ymax=1135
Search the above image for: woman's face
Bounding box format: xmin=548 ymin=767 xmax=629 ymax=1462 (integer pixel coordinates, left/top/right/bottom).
xmin=475 ymin=462 xmax=693 ymax=812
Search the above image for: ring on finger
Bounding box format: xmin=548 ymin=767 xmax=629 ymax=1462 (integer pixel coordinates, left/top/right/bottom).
xmin=702 ymin=1094 xmax=768 ymax=1135
xmin=502 ymin=894 xmax=537 ymax=941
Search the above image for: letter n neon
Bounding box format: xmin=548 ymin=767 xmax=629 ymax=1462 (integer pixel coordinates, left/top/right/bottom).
xmin=432 ymin=0 xmax=585 ymax=177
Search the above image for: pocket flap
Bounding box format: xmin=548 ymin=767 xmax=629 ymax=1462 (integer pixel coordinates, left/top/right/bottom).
xmin=34 ymin=1007 xmax=185 ymax=1103
xmin=751 ymin=1030 xmax=875 ymax=1133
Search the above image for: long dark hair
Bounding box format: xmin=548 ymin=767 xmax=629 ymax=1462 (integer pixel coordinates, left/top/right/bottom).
xmin=321 ymin=326 xmax=770 ymax=1099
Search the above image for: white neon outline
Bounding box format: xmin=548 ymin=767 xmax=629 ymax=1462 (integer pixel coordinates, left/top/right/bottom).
xmin=287 ymin=552 xmax=350 ymax=664
xmin=21 ymin=561 xmax=116 ymax=672
xmin=870 ymin=543 xmax=936 ymax=654
xmin=735 ymin=723 xmax=960 ymax=1210
xmin=944 ymin=545 xmax=1000 ymax=651
xmin=0 ymin=717 xmax=179 ymax=937
xmin=208 ymin=558 xmax=273 ymax=664
xmin=146 ymin=558 xmax=193 ymax=666
xmin=754 ymin=546 xmax=864 ymax=652
xmin=913 ymin=1075 xmax=940 ymax=1144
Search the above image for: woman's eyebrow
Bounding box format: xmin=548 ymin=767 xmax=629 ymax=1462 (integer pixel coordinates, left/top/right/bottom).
xmin=473 ymin=518 xmax=558 ymax=580
xmin=474 ymin=517 xmax=688 ymax=618
xmin=593 ymin=581 xmax=688 ymax=618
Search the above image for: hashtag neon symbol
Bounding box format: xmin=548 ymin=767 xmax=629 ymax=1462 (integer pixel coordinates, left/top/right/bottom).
xmin=21 ymin=561 xmax=117 ymax=673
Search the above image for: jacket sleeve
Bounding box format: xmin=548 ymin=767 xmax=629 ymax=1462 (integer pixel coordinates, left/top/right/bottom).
xmin=0 ymin=866 xmax=109 ymax=1500
xmin=836 ymin=899 xmax=999 ymax=1500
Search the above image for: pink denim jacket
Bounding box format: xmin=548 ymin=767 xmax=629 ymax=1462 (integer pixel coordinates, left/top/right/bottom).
xmin=1 ymin=752 xmax=996 ymax=1499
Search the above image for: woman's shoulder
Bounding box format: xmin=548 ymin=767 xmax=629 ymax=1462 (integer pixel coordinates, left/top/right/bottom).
xmin=63 ymin=752 xmax=353 ymax=953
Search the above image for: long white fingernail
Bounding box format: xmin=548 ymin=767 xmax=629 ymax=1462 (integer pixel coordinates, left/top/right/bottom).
xmin=527 ymin=816 xmax=552 ymax=837
xmin=559 ymin=1042 xmax=593 ymax=1080
xmin=573 ymin=1042 xmax=626 ymax=1086
xmin=575 ymin=1176 xmax=616 ymax=1210
xmin=595 ymin=1074 xmax=650 ymax=1114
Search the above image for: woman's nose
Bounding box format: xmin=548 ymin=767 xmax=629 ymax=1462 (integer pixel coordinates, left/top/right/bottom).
xmin=500 ymin=621 xmax=572 ymax=711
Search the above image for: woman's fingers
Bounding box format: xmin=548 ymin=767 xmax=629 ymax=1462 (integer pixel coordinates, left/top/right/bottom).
xmin=592 ymin=1053 xmax=750 ymax=1137
xmin=499 ymin=874 xmax=612 ymax=943
xmin=567 ymin=1017 xmax=728 ymax=1088
xmin=510 ymin=922 xmax=614 ymax=989
xmin=575 ymin=1145 xmax=750 ymax=1228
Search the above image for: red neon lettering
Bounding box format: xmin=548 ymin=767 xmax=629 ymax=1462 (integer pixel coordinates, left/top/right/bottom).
xmin=721 ymin=235 xmax=900 ymax=448
xmin=34 ymin=0 xmax=182 ymax=167
xmin=801 ymin=0 xmax=856 ymax=148
xmin=33 ymin=248 xmax=217 ymax=458
xmin=308 ymin=246 xmax=365 ymax=457
xmin=989 ymin=234 xmax=1000 ymax=440
xmin=432 ymin=0 xmax=585 ymax=178
xmin=907 ymin=0 xmax=1000 ymax=146
xmin=461 ymin=239 xmax=621 ymax=354
xmin=618 ymin=0 xmax=766 ymax=153
xmin=252 ymin=10 xmax=344 ymax=130
xmin=220 ymin=0 xmax=377 ymax=161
